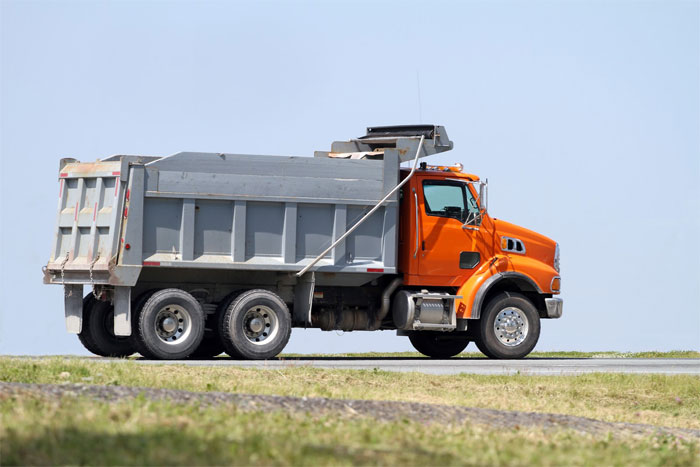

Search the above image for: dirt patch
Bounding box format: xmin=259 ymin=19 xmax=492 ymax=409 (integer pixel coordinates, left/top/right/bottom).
xmin=2 ymin=381 xmax=698 ymax=439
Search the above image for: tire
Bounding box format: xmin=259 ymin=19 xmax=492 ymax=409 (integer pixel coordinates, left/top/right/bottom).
xmin=219 ymin=289 xmax=291 ymax=360
xmin=77 ymin=295 xmax=101 ymax=356
xmin=134 ymin=288 xmax=206 ymax=360
xmin=408 ymin=332 xmax=469 ymax=358
xmin=78 ymin=294 xmax=134 ymax=357
xmin=130 ymin=290 xmax=158 ymax=359
xmin=475 ymin=292 xmax=540 ymax=359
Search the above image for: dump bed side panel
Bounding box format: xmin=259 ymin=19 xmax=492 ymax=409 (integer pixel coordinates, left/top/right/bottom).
xmin=123 ymin=152 xmax=399 ymax=274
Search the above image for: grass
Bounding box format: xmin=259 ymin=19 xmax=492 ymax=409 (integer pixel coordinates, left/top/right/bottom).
xmin=1 ymin=357 xmax=699 ymax=430
xmin=281 ymin=350 xmax=700 ymax=359
xmin=2 ymin=395 xmax=698 ymax=466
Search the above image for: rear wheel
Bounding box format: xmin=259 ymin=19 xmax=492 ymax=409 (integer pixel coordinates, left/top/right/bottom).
xmin=475 ymin=292 xmax=540 ymax=359
xmin=219 ymin=289 xmax=291 ymax=360
xmin=408 ymin=332 xmax=469 ymax=358
xmin=78 ymin=294 xmax=134 ymax=357
xmin=134 ymin=288 xmax=205 ymax=360
xmin=130 ymin=290 xmax=158 ymax=358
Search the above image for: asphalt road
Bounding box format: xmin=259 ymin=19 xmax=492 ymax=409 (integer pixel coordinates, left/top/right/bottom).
xmin=127 ymin=358 xmax=700 ymax=376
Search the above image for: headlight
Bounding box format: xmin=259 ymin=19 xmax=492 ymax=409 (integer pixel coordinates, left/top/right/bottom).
xmin=554 ymin=243 xmax=560 ymax=272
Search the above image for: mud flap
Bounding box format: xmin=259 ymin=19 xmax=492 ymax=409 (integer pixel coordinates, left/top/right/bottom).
xmin=113 ymin=286 xmax=132 ymax=336
xmin=293 ymin=272 xmax=314 ymax=326
xmin=64 ymin=284 xmax=83 ymax=334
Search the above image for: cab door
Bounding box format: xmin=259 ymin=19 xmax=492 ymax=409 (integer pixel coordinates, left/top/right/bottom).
xmin=415 ymin=176 xmax=486 ymax=286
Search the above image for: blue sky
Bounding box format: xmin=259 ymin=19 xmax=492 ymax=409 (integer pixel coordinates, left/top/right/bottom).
xmin=1 ymin=0 xmax=698 ymax=354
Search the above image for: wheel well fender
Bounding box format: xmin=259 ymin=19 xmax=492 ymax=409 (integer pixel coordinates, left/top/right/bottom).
xmin=471 ymin=272 xmax=544 ymax=320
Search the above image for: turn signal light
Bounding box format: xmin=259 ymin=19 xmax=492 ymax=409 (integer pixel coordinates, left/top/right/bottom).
xmin=551 ymin=277 xmax=561 ymax=292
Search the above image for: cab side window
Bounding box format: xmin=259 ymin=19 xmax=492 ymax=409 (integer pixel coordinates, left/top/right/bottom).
xmin=423 ymin=181 xmax=466 ymax=221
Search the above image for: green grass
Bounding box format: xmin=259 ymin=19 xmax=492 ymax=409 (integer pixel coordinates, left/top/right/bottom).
xmin=2 ymin=395 xmax=698 ymax=466
xmin=281 ymin=350 xmax=700 ymax=359
xmin=2 ymin=357 xmax=699 ymax=430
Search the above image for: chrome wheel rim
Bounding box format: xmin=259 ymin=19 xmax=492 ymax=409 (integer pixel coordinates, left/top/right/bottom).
xmin=494 ymin=307 xmax=528 ymax=347
xmin=243 ymin=305 xmax=278 ymax=345
xmin=155 ymin=304 xmax=191 ymax=344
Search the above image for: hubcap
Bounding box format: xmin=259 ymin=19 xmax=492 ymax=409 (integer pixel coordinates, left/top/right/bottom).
xmin=243 ymin=305 xmax=278 ymax=345
xmin=248 ymin=317 xmax=264 ymax=333
xmin=155 ymin=304 xmax=191 ymax=344
xmin=494 ymin=307 xmax=528 ymax=347
xmin=162 ymin=317 xmax=177 ymax=333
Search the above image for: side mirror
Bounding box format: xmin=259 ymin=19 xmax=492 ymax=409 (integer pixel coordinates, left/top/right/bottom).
xmin=479 ymin=178 xmax=488 ymax=214
xmin=463 ymin=179 xmax=488 ymax=231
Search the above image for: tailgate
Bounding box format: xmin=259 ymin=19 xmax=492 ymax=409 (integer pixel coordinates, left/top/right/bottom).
xmin=45 ymin=159 xmax=127 ymax=285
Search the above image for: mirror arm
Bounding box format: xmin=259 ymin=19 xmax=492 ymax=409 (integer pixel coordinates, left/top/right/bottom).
xmin=461 ymin=210 xmax=482 ymax=231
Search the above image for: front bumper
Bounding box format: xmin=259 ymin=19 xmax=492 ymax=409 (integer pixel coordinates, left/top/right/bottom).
xmin=544 ymin=297 xmax=563 ymax=319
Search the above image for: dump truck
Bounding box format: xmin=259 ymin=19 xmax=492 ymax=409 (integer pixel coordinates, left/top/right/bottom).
xmin=44 ymin=125 xmax=562 ymax=360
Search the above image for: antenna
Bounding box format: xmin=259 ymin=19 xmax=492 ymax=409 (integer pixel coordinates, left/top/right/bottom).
xmin=416 ymin=70 xmax=423 ymax=123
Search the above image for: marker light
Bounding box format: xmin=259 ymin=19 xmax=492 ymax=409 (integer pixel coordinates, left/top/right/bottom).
xmin=551 ymin=277 xmax=561 ymax=292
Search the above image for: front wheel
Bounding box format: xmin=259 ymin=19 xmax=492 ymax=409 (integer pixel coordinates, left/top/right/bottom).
xmin=475 ymin=292 xmax=540 ymax=359
xmin=219 ymin=289 xmax=291 ymax=360
xmin=408 ymin=332 xmax=469 ymax=358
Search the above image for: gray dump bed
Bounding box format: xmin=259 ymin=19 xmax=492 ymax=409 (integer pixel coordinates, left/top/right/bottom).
xmin=44 ymin=125 xmax=452 ymax=288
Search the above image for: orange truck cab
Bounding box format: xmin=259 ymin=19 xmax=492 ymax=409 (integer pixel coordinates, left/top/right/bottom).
xmin=397 ymin=162 xmax=562 ymax=358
